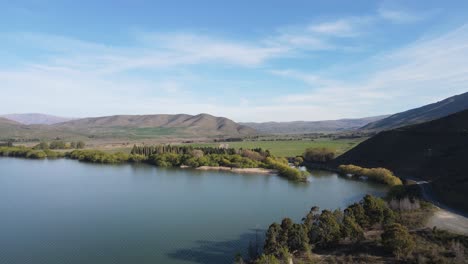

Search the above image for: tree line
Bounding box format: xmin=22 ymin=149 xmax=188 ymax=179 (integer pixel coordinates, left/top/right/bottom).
xmin=33 ymin=140 xmax=86 ymax=150
xmin=246 ymin=195 xmax=414 ymax=263
xmin=1 ymin=144 xmax=308 ymax=182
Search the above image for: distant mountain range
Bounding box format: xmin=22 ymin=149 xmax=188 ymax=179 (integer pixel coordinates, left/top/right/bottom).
xmin=334 ymin=109 xmax=468 ymax=213
xmin=361 ymin=91 xmax=468 ymax=131
xmin=0 ymin=113 xmax=255 ymax=141
xmin=1 ymin=113 xmax=75 ymax=125
xmin=1 ymin=91 xmax=467 ymax=140
xmin=241 ymin=115 xmax=388 ymax=134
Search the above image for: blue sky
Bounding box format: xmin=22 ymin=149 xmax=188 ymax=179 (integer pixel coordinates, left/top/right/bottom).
xmin=1 ymin=0 xmax=467 ymax=121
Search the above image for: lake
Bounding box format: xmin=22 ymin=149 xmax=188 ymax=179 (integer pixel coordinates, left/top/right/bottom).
xmin=0 ymin=158 xmax=388 ymax=264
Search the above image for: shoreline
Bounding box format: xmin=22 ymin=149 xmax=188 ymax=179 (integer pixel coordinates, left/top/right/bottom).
xmin=192 ymin=165 xmax=277 ymax=174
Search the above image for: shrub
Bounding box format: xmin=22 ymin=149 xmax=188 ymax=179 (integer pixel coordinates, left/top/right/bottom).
xmin=338 ymin=164 xmax=402 ymax=186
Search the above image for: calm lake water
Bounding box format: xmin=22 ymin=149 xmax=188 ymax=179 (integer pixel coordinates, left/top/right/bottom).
xmin=0 ymin=158 xmax=388 ymax=264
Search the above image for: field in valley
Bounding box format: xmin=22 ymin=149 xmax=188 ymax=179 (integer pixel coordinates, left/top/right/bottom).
xmin=187 ymin=138 xmax=365 ymax=157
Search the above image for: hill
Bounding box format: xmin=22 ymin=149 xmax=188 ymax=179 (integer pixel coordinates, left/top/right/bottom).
xmin=362 ymin=91 xmax=468 ymax=131
xmin=53 ymin=113 xmax=255 ymax=137
xmin=1 ymin=113 xmax=74 ymax=125
xmin=242 ymin=115 xmax=388 ymax=134
xmin=0 ymin=113 xmax=256 ymax=141
xmin=0 ymin=117 xmax=21 ymax=126
xmin=334 ymin=110 xmax=468 ymax=213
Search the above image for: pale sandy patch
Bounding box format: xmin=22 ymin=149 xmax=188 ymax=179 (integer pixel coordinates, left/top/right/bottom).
xmin=426 ymin=209 xmax=468 ymax=235
xmin=195 ymin=166 xmax=277 ymax=174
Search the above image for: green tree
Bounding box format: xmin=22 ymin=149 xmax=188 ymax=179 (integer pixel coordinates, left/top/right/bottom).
xmin=362 ymin=195 xmax=388 ymax=226
xmin=279 ymin=218 xmax=293 ymax=248
xmin=381 ymin=223 xmax=415 ymax=259
xmin=254 ymin=254 xmax=280 ymax=264
xmin=317 ymin=210 xmax=342 ymax=247
xmin=264 ymin=223 xmax=282 ymax=256
xmin=287 ymin=223 xmax=309 ymax=252
xmin=345 ymin=203 xmax=369 ymax=228
xmin=341 ymin=215 xmax=364 ymax=242
xmin=303 ymin=147 xmax=335 ymax=163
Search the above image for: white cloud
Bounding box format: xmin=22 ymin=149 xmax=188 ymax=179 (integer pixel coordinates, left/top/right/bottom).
xmin=267 ymin=24 xmax=468 ymax=120
xmin=0 ymin=13 xmax=465 ymax=122
xmin=308 ymin=19 xmax=359 ymax=37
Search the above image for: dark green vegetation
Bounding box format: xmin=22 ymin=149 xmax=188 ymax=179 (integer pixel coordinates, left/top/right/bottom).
xmin=338 ymin=164 xmax=403 ymax=186
xmin=241 ymin=115 xmax=388 ymax=134
xmin=334 ymin=109 xmax=468 ymax=213
xmin=362 ymin=91 xmax=468 ymax=131
xmin=244 ymin=193 xmax=467 ymax=264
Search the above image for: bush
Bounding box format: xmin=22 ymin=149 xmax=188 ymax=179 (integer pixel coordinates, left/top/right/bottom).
xmin=254 ymin=254 xmax=280 ymax=264
xmin=265 ymin=157 xmax=307 ymax=181
xmin=338 ymin=164 xmax=402 ymax=186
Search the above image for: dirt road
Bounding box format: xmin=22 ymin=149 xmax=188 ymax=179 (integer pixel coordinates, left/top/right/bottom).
xmin=426 ymin=208 xmax=468 ymax=235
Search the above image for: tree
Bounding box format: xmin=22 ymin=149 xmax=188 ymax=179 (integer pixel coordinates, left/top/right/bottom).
xmin=280 ymin=218 xmax=293 ymax=248
xmin=362 ymin=195 xmax=389 ymax=226
xmin=303 ymin=147 xmax=335 ymax=163
xmin=293 ymin=156 xmax=304 ymax=166
xmin=381 ymin=223 xmax=415 ymax=259
xmin=316 ymin=210 xmax=342 ymax=247
xmin=254 ymin=254 xmax=280 ymax=264
xmin=264 ymin=223 xmax=282 ymax=256
xmin=49 ymin=140 xmax=67 ymax=149
xmin=345 ymin=203 xmax=369 ymax=228
xmin=287 ymin=223 xmax=309 ymax=252
xmin=341 ymin=215 xmax=364 ymax=242
xmin=76 ymin=141 xmax=85 ymax=149
xmin=70 ymin=141 xmax=77 ymax=148
xmin=33 ymin=142 xmax=49 ymax=150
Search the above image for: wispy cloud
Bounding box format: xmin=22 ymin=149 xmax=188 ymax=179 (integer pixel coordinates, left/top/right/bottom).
xmin=378 ymin=8 xmax=427 ymax=24
xmin=307 ymin=18 xmax=367 ymax=37
xmin=0 ymin=7 xmax=464 ymax=122
xmin=268 ymin=24 xmax=468 ymax=120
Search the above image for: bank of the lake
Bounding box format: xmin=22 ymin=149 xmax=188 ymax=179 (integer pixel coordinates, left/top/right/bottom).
xmin=0 ymin=157 xmax=389 ymax=264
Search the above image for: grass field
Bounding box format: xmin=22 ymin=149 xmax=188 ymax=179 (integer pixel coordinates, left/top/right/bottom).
xmin=187 ymin=138 xmax=365 ymax=157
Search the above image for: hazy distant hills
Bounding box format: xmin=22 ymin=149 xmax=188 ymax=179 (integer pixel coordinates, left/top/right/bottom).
xmin=361 ymin=91 xmax=468 ymax=131
xmin=1 ymin=113 xmax=75 ymax=125
xmin=334 ymin=109 xmax=468 ymax=213
xmin=0 ymin=113 xmax=255 ymax=140
xmin=53 ymin=113 xmax=255 ymax=137
xmin=0 ymin=117 xmax=21 ymax=126
xmin=242 ymin=115 xmax=388 ymax=134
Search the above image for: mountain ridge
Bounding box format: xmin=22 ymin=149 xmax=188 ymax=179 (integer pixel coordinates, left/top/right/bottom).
xmin=242 ymin=115 xmax=388 ymax=134
xmin=1 ymin=113 xmax=75 ymax=125
xmin=334 ymin=109 xmax=468 ymax=213
xmin=0 ymin=113 xmax=256 ymax=140
xmin=361 ymin=91 xmax=468 ymax=131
